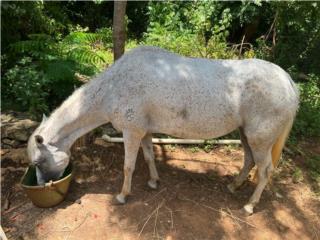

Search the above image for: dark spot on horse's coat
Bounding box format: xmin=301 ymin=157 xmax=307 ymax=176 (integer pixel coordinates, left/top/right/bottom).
xmin=125 ymin=108 xmax=134 ymax=121
xmin=178 ymin=108 xmax=188 ymax=119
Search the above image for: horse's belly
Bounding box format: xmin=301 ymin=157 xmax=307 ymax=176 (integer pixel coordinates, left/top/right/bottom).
xmin=148 ymin=106 xmax=241 ymax=139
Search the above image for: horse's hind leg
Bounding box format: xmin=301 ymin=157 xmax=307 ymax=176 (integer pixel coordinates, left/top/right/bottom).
xmin=243 ymin=144 xmax=273 ymax=215
xmin=141 ymin=133 xmax=160 ymax=189
xmin=116 ymin=130 xmax=144 ymax=204
xmin=227 ymin=128 xmax=255 ymax=193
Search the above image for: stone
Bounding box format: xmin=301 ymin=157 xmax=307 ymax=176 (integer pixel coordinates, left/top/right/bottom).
xmin=2 ymin=138 xmax=14 ymax=145
xmin=2 ymin=138 xmax=20 ymax=148
xmin=1 ymin=112 xmax=39 ymax=147
xmin=1 ymin=144 xmax=11 ymax=149
xmin=275 ymin=192 xmax=284 ymax=199
xmin=4 ymin=119 xmax=38 ymax=141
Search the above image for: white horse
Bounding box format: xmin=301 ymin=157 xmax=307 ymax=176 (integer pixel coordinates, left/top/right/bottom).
xmin=27 ymin=46 xmax=299 ymax=214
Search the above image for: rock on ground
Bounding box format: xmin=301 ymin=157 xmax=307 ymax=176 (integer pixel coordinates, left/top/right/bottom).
xmin=1 ymin=112 xmax=39 ymax=149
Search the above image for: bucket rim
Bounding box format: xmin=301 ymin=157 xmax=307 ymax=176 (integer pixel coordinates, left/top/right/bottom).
xmin=21 ymin=163 xmax=73 ymax=190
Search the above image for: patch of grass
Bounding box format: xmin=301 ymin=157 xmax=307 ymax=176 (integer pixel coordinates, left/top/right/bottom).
xmin=203 ymin=144 xmax=213 ymax=153
xmin=224 ymin=144 xmax=238 ymax=154
xmin=189 ymin=146 xmax=200 ymax=153
xmin=165 ymin=144 xmax=176 ymax=152
xmin=306 ymin=155 xmax=320 ymax=193
xmin=292 ymin=167 xmax=304 ymax=183
xmin=281 ymin=147 xmax=320 ymax=194
xmin=201 ymin=140 xmax=216 ymax=153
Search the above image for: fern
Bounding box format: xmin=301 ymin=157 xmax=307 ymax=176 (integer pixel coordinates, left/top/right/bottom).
xmin=67 ymin=47 xmax=107 ymax=65
xmin=10 ymin=33 xmax=54 ymax=52
xmin=9 ymin=30 xmax=112 ymax=66
xmin=10 ymin=40 xmax=49 ymax=53
xmin=64 ymin=32 xmax=99 ymax=43
xmin=6 ymin=29 xmax=113 ymax=115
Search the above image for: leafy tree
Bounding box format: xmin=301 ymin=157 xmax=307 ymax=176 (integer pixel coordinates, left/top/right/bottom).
xmin=273 ymin=2 xmax=320 ymax=75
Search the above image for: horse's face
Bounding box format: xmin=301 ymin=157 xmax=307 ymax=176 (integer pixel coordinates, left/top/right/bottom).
xmin=27 ymin=134 xmax=70 ymax=185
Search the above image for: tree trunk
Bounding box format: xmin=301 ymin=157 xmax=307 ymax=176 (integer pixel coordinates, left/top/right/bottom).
xmin=113 ymin=0 xmax=127 ymax=61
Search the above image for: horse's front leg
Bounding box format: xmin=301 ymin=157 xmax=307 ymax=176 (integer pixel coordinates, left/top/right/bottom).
xmin=115 ymin=130 xmax=144 ymax=204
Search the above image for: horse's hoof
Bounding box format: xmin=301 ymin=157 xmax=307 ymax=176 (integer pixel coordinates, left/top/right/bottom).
xmin=112 ymin=194 xmax=126 ymax=205
xmin=243 ymin=204 xmax=254 ymax=216
xmin=227 ymin=183 xmax=236 ymax=194
xmin=147 ymin=179 xmax=158 ymax=190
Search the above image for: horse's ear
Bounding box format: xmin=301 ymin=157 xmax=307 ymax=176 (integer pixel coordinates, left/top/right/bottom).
xmin=35 ymin=135 xmax=44 ymax=145
xmin=41 ymin=114 xmax=48 ymax=124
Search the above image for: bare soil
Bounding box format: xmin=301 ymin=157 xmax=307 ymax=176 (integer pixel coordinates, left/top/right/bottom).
xmin=1 ymin=138 xmax=320 ymax=240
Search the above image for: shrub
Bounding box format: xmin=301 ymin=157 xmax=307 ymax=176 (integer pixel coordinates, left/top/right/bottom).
xmin=3 ymin=29 xmax=114 ymax=118
xmin=292 ymin=74 xmax=320 ymax=138
xmin=3 ymin=57 xmax=49 ymax=116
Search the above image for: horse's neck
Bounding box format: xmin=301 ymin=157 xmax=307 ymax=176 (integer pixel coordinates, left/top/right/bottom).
xmin=41 ymin=81 xmax=108 ymax=151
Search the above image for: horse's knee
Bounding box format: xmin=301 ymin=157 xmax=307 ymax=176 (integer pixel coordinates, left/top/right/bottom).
xmin=144 ymin=154 xmax=153 ymax=163
xmin=265 ymin=163 xmax=273 ymax=178
xmin=124 ymin=166 xmax=134 ymax=177
xmin=257 ymin=161 xmax=273 ymax=180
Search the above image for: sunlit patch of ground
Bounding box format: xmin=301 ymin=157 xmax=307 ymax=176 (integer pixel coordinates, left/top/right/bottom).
xmin=2 ymin=139 xmax=320 ymax=240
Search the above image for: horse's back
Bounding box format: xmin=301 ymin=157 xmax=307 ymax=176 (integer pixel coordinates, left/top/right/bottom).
xmin=118 ymin=46 xmax=298 ymax=116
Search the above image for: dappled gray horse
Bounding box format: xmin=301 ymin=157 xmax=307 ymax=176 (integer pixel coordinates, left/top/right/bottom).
xmin=27 ymin=46 xmax=299 ymax=214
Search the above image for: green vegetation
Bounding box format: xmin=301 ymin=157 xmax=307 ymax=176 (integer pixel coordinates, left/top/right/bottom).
xmin=294 ymin=75 xmax=320 ymax=138
xmin=3 ymin=30 xmax=113 ymax=114
xmin=1 ymin=1 xmax=319 ymax=141
xmin=292 ymin=167 xmax=304 ymax=183
xmin=189 ymin=146 xmax=200 ymax=153
xmin=306 ymin=155 xmax=320 ymax=193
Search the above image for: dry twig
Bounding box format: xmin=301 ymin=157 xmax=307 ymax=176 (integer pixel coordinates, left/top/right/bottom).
xmin=166 ymin=207 xmax=174 ymax=229
xmin=239 ymin=35 xmax=245 ymax=55
xmin=3 ymin=201 xmax=27 ymax=215
xmin=138 ymin=200 xmax=165 ymax=238
xmin=180 ymin=197 xmax=259 ymax=229
xmin=226 ymin=207 xmax=241 ymax=228
xmin=153 ymin=204 xmax=160 ymax=238
xmin=3 ymin=192 xmax=11 ymax=211
xmin=145 ymin=188 xmax=167 ymax=203
xmin=41 ymin=212 xmax=90 ymax=239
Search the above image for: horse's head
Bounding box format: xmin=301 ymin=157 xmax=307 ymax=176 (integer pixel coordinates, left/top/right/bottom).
xmin=27 ymin=116 xmax=70 ymax=185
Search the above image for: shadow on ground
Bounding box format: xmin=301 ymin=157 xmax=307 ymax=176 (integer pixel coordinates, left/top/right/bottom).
xmin=1 ymin=139 xmax=320 ymax=240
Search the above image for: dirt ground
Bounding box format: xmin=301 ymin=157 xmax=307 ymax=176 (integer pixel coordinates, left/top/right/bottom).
xmin=1 ymin=138 xmax=320 ymax=240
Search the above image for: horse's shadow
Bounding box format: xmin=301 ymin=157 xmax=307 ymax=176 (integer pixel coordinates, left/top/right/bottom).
xmin=68 ymin=141 xmax=320 ymax=239
xmin=4 ymin=141 xmax=319 ymax=240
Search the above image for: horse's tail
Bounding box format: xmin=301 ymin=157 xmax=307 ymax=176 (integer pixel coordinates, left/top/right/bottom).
xmin=271 ymin=74 xmax=299 ymax=168
xmin=271 ymin=118 xmax=294 ymax=168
